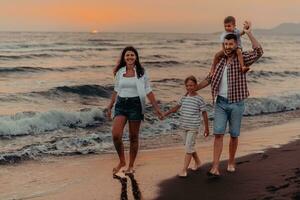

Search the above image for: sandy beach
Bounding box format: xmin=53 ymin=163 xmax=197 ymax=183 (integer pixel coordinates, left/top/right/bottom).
xmin=0 ymin=117 xmax=299 ymax=200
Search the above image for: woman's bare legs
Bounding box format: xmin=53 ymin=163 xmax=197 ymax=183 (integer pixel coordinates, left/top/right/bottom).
xmin=124 ymin=120 xmax=141 ymax=173
xmin=112 ymin=115 xmax=127 ymax=174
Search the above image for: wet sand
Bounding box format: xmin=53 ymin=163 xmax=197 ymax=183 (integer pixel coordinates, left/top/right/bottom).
xmin=157 ymin=140 xmax=300 ymax=200
xmin=0 ymin=120 xmax=299 ymax=200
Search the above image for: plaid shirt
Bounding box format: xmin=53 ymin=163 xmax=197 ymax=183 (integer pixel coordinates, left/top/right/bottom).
xmin=207 ymin=47 xmax=263 ymax=103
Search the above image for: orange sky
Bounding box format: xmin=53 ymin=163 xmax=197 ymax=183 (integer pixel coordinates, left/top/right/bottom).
xmin=0 ymin=0 xmax=299 ymax=32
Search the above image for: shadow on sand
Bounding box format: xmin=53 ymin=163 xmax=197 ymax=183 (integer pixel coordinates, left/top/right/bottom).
xmin=155 ymin=140 xmax=300 ymax=200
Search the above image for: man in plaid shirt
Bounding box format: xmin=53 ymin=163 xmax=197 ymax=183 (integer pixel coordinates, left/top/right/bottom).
xmin=197 ymin=21 xmax=263 ymax=177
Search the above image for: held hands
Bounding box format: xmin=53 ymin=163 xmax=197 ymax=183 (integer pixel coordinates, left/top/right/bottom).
xmin=105 ymin=106 xmax=112 ymax=121
xmin=155 ymin=109 xmax=164 ymax=120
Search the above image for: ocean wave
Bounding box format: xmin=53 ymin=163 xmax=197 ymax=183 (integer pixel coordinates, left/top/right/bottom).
xmin=87 ymin=39 xmax=118 ymax=42
xmin=42 ymin=47 xmax=108 ymax=52
xmin=0 ymin=66 xmax=53 ymax=73
xmin=0 ymin=65 xmax=104 ymax=75
xmin=152 ymin=78 xmax=183 ymax=83
xmin=194 ymin=41 xmax=220 ymax=46
xmin=0 ymin=133 xmax=113 ymax=164
xmin=143 ymin=54 xmax=174 ymax=59
xmin=248 ymin=70 xmax=300 ymax=79
xmin=254 ymin=56 xmax=273 ymax=64
xmin=0 ymin=108 xmax=105 ymax=137
xmin=244 ymin=94 xmax=300 ymax=116
xmin=0 ymin=53 xmax=56 ymax=60
xmin=189 ymin=59 xmax=212 ymax=66
xmin=35 ymin=85 xmax=113 ymax=98
xmin=0 ymin=47 xmax=108 ymax=61
xmin=143 ymin=60 xmax=182 ymax=67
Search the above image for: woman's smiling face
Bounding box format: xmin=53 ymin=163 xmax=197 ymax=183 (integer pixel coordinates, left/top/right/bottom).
xmin=124 ymin=50 xmax=136 ymax=66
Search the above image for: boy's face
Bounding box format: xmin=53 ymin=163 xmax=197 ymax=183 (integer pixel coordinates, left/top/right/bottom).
xmin=224 ymin=22 xmax=235 ymax=32
xmin=185 ymin=80 xmax=197 ymax=93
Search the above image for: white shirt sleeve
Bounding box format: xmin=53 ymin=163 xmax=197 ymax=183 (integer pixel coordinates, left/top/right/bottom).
xmin=114 ymin=71 xmax=120 ymax=93
xmin=144 ymin=71 xmax=152 ymax=94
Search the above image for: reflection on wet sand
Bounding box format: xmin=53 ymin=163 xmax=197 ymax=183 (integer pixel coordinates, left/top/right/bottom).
xmin=113 ymin=172 xmax=143 ymax=200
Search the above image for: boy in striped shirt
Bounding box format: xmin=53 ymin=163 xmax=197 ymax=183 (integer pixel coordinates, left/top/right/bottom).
xmin=162 ymin=76 xmax=210 ymax=177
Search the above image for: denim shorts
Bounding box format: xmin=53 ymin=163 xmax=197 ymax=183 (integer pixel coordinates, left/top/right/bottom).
xmin=114 ymin=96 xmax=144 ymax=121
xmin=213 ymin=96 xmax=245 ymax=137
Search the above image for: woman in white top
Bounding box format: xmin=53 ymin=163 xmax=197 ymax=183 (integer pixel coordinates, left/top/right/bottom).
xmin=106 ymin=46 xmax=162 ymax=174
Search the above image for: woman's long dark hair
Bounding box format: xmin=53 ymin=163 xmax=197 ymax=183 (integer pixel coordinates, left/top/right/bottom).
xmin=113 ymin=46 xmax=145 ymax=78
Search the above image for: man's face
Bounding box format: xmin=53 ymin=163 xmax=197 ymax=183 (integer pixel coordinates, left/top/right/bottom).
xmin=223 ymin=39 xmax=237 ymax=55
xmin=224 ymin=22 xmax=235 ymax=32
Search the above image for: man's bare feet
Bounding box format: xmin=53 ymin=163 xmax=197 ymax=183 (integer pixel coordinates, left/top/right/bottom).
xmin=178 ymin=170 xmax=188 ymax=178
xmin=241 ymin=66 xmax=250 ymax=73
xmin=207 ymin=167 xmax=220 ymax=177
xmin=113 ymin=162 xmax=126 ymax=174
xmin=227 ymin=164 xmax=236 ymax=172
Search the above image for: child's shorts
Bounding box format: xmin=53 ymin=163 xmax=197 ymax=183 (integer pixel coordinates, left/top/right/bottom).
xmin=182 ymin=129 xmax=198 ymax=153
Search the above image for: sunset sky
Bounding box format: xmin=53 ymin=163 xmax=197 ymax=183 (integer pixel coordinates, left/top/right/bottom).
xmin=1 ymin=0 xmax=299 ymax=33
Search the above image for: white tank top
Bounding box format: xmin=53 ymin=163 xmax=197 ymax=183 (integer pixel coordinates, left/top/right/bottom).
xmin=118 ymin=76 xmax=139 ymax=97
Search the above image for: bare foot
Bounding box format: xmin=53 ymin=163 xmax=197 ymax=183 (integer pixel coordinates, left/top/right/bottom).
xmin=123 ymin=167 xmax=135 ymax=175
xmin=227 ymin=164 xmax=236 ymax=172
xmin=208 ymin=167 xmax=220 ymax=176
xmin=113 ymin=162 xmax=126 ymax=174
xmin=178 ymin=170 xmax=187 ymax=178
xmin=191 ymin=162 xmax=202 ymax=171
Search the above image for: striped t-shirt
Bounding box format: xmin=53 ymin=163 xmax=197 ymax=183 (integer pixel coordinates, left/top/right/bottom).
xmin=178 ymin=95 xmax=206 ymax=130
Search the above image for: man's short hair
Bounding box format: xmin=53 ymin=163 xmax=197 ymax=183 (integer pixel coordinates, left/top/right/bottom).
xmin=224 ymin=16 xmax=236 ymax=25
xmin=224 ymin=33 xmax=237 ymax=42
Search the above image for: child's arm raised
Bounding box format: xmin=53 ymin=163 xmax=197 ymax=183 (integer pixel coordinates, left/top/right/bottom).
xmin=202 ymin=111 xmax=210 ymax=137
xmin=240 ymin=29 xmax=245 ymax=36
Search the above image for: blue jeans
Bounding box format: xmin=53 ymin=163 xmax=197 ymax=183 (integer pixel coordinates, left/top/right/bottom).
xmin=213 ymin=96 xmax=245 ymax=137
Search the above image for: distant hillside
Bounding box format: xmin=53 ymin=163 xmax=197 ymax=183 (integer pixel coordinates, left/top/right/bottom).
xmin=255 ymin=23 xmax=300 ymax=35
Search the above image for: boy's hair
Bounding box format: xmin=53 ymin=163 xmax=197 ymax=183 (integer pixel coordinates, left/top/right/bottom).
xmin=185 ymin=76 xmax=197 ymax=85
xmin=224 ymin=16 xmax=236 ymax=25
xmin=224 ymin=33 xmax=238 ymax=42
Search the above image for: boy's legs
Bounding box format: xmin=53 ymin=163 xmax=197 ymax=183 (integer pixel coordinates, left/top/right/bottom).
xmin=211 ymin=50 xmax=225 ymax=75
xmin=179 ymin=130 xmax=197 ymax=177
xmin=191 ymin=152 xmax=201 ymax=170
xmin=237 ymin=48 xmax=250 ymax=73
xmin=179 ymin=153 xmax=193 ymax=177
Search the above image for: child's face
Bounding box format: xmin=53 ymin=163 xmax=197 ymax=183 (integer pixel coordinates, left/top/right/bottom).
xmin=224 ymin=22 xmax=235 ymax=32
xmin=185 ymin=80 xmax=197 ymax=93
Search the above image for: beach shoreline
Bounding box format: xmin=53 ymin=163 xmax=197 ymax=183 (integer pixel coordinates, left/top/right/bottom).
xmin=0 ymin=118 xmax=299 ymax=200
